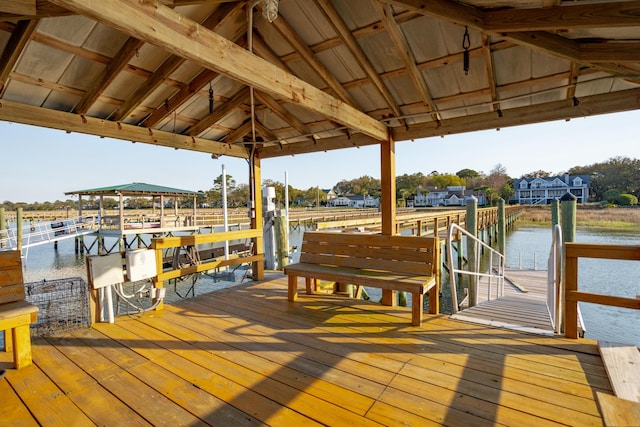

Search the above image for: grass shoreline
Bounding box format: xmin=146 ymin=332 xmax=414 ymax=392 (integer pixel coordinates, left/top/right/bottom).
xmin=518 ymin=205 xmax=640 ymax=228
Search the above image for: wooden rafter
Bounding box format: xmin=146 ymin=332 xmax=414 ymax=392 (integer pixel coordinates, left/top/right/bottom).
xmin=49 ymin=0 xmax=388 ymax=141
xmin=314 ymin=0 xmax=404 ymax=121
xmin=224 ymin=119 xmax=253 ymax=145
xmin=0 ymin=1 xmax=36 ymax=16
xmin=0 ymin=98 xmax=249 ymax=158
xmin=484 ymin=1 xmax=640 ymax=32
xmin=373 ymin=1 xmax=439 ymax=121
xmin=481 ymin=34 xmax=499 ymax=112
xmin=74 ymin=37 xmax=144 ymax=115
xmin=255 ymin=91 xmax=315 ymax=141
xmin=111 ymin=2 xmax=245 ymax=123
xmin=259 ymin=87 xmax=640 ymax=158
xmin=386 ymin=0 xmax=640 ymax=78
xmin=0 ymin=19 xmax=37 ymax=96
xmin=268 ymin=7 xmax=359 ymax=109
xmin=188 ymin=87 xmax=250 ymax=137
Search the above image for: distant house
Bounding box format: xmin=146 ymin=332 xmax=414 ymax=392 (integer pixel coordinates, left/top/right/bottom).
xmin=328 ymin=194 xmax=379 ymax=208
xmin=322 ymin=189 xmax=337 ymax=201
xmin=413 ymin=186 xmax=485 ymax=207
xmin=513 ymin=174 xmax=590 ymax=204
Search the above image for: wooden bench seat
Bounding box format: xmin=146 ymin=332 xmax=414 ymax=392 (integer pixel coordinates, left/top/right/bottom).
xmin=0 ymin=251 xmax=39 ymax=369
xmin=284 ymin=232 xmax=439 ymax=326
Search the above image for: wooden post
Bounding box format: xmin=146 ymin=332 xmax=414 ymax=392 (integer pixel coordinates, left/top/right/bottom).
xmin=380 ymin=132 xmax=397 ymax=306
xmin=560 ymin=192 xmax=576 ymax=335
xmin=275 ymin=213 xmax=288 ymax=269
xmin=560 ymin=193 xmax=576 ymax=244
xmin=0 ymin=207 xmax=5 ymax=249
xmin=465 ymin=197 xmax=478 ymax=307
xmin=250 ymin=154 xmax=264 ymax=280
xmin=551 ymin=198 xmax=560 ymax=228
xmin=17 ymin=208 xmax=23 ymax=255
xmin=498 ymin=198 xmax=506 ymax=256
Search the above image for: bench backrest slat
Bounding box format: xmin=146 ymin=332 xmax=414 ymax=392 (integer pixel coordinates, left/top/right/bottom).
xmin=0 ymin=251 xmax=25 ymax=304
xmin=299 ymin=232 xmax=436 ymax=276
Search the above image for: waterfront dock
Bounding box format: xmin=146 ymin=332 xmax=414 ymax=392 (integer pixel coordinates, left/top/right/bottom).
xmin=0 ymin=273 xmax=623 ymax=426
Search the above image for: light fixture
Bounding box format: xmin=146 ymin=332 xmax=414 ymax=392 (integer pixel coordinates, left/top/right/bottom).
xmin=262 ymin=0 xmax=279 ymax=23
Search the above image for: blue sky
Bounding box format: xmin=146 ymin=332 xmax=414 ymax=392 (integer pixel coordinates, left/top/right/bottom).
xmin=2 ymin=109 xmax=639 ymax=203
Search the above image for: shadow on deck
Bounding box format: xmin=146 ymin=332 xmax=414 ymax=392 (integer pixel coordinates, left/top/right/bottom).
xmin=0 ymin=273 xmax=615 ymax=426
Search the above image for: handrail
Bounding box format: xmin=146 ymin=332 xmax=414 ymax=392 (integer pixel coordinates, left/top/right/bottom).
xmin=446 ymin=223 xmax=505 ymax=313
xmin=564 ymin=242 xmax=640 ymax=338
xmin=547 ymin=224 xmax=563 ymax=333
xmin=0 ymin=215 xmax=99 ymax=252
xmin=151 ymin=228 xmax=263 ymax=283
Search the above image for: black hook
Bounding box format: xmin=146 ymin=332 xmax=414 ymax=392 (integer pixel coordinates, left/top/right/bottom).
xmin=462 ymin=26 xmax=470 ymax=75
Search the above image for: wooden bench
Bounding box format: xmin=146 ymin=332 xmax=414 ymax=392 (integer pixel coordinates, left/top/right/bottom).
xmin=0 ymin=251 xmax=39 ymax=369
xmin=284 ymin=232 xmax=439 ymax=326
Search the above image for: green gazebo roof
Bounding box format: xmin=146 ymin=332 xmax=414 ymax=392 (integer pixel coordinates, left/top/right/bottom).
xmin=65 ymin=183 xmax=202 ymax=197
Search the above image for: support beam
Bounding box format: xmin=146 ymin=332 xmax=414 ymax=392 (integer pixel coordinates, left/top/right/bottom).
xmin=0 ymin=99 xmax=249 ymax=158
xmin=49 ymin=0 xmax=388 ymax=141
xmin=380 ymin=131 xmax=396 ymax=306
xmin=250 ymin=153 xmax=264 ymax=280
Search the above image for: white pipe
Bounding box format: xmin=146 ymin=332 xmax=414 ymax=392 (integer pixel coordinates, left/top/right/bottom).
xmin=222 ymin=163 xmax=229 ymax=262
xmin=285 ymin=170 xmax=289 ymax=258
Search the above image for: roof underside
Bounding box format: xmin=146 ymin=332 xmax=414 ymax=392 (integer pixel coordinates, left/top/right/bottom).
xmin=65 ymin=182 xmax=202 ymax=197
xmin=0 ymin=0 xmax=638 ymax=160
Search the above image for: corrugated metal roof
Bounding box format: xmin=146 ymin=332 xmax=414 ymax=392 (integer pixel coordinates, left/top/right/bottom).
xmin=0 ymin=0 xmax=637 ymax=159
xmin=65 ymin=183 xmax=202 ymax=196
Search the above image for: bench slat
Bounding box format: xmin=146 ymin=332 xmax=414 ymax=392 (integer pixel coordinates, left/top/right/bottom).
xmin=286 ymin=232 xmax=440 ymax=326
xmin=0 ymin=251 xmax=26 ymax=303
xmin=301 ymin=240 xmax=433 ymax=263
xmin=285 ymin=263 xmax=434 ymax=293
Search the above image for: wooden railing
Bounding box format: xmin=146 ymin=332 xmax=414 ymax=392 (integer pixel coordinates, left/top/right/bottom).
xmin=564 ymin=243 xmax=640 ymax=338
xmin=151 ymin=229 xmax=264 ymax=286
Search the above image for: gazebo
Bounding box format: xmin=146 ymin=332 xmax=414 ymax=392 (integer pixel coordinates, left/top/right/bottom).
xmin=1 ymin=0 xmax=638 ymax=281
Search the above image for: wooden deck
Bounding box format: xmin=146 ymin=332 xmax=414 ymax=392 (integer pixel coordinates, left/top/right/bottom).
xmin=451 ymin=268 xmax=556 ymax=335
xmin=0 ymin=273 xmax=619 ymax=426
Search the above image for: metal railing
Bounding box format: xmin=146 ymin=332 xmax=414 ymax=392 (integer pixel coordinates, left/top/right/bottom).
xmin=0 ymin=215 xmax=99 ymax=253
xmin=446 ymin=223 xmax=505 ymax=313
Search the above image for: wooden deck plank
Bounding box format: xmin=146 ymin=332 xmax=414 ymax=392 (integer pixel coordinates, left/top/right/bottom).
xmin=202 ymin=280 xmax=607 ymax=421
xmin=31 ymin=338 xmax=152 ymax=427
xmin=598 ymin=340 xmax=640 ymax=402
xmin=0 ymin=274 xmax=621 ymax=426
xmin=43 ymin=334 xmax=205 ymax=426
xmin=91 ymin=322 xmax=323 ymax=426
xmin=0 ymin=375 xmax=39 ymax=426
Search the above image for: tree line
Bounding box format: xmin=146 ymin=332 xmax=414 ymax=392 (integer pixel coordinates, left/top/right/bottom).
xmin=3 ymin=156 xmax=638 ymax=211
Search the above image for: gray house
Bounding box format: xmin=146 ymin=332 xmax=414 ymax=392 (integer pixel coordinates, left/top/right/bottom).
xmin=513 ymin=174 xmax=590 ymax=204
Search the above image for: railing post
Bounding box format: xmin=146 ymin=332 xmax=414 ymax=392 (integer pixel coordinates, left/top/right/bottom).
xmin=0 ymin=207 xmax=5 ymax=249
xmin=466 ymin=196 xmax=478 ymax=307
xmin=17 ymin=208 xmax=23 ymax=255
xmin=551 ymin=198 xmax=560 ymax=227
xmin=498 ymin=199 xmax=505 ymax=256
xmin=564 ymin=245 xmax=579 ymax=338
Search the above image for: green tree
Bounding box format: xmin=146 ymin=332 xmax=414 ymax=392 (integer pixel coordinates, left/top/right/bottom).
xmin=456 ymin=168 xmax=480 ymax=180
xmin=616 ymin=193 xmax=638 ymax=206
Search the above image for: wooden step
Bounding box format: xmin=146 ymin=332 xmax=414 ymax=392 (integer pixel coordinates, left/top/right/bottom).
xmin=598 ymin=340 xmax=640 ymax=402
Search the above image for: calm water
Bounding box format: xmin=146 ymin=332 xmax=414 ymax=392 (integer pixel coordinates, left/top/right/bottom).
xmin=17 ymin=223 xmax=640 ymax=347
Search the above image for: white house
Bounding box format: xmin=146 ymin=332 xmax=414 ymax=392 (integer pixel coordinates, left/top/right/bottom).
xmin=413 ymin=186 xmax=485 ymax=207
xmin=513 ymin=174 xmax=590 ymax=204
xmin=327 ymin=194 xmax=379 ymax=208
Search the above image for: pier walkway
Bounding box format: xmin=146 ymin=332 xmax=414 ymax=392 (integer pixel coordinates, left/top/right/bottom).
xmin=0 ymin=216 xmax=99 ymax=253
xmin=451 ymin=268 xmax=556 ymax=335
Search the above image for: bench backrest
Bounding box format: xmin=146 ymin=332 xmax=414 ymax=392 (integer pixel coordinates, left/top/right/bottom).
xmin=0 ymin=250 xmax=25 ymax=304
xmin=299 ymin=232 xmax=437 ymax=276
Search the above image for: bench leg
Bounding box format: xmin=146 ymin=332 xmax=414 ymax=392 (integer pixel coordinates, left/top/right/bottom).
xmin=428 ymin=283 xmax=439 ymax=314
xmin=305 ymin=278 xmax=314 ymax=294
xmin=288 ymin=275 xmax=298 ymax=301
xmin=3 ymin=329 xmax=12 ymax=352
xmin=12 ymin=325 xmax=33 ymax=369
xmin=381 ymin=290 xmax=397 ymax=306
xmin=411 ymin=292 xmax=424 ymax=326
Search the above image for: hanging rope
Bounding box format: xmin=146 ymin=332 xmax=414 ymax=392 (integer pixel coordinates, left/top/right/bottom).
xmin=462 ymin=26 xmax=470 ymax=75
